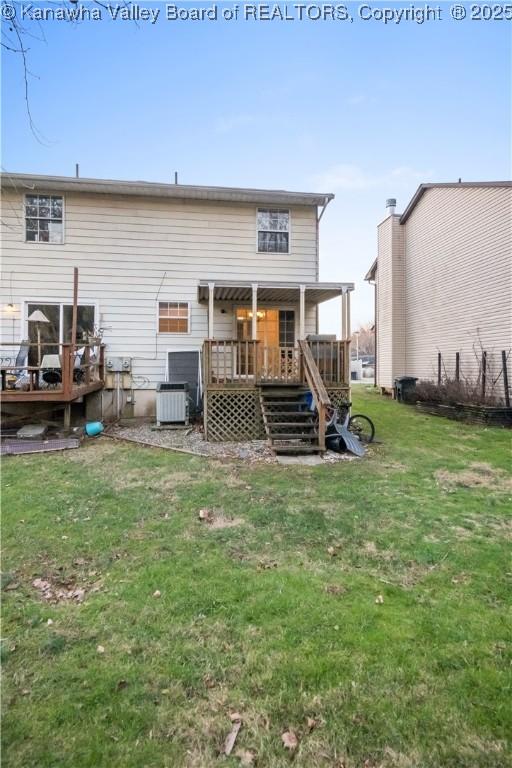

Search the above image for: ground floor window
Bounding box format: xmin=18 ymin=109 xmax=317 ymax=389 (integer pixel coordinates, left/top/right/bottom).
xmin=158 ymin=302 xmax=190 ymax=333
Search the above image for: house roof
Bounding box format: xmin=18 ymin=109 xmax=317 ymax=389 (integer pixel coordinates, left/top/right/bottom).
xmin=198 ymin=280 xmax=354 ymax=305
xmin=364 ymin=259 xmax=377 ymax=281
xmin=399 ymin=181 xmax=511 ymax=223
xmin=1 ymin=172 xmax=334 ymax=207
xmin=367 ymin=181 xmax=511 ymax=276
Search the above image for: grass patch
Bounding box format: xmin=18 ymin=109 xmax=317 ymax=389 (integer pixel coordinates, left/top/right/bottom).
xmin=2 ymin=387 xmax=511 ymax=767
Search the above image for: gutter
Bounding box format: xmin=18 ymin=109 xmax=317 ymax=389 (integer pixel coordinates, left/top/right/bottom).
xmin=315 ymin=195 xmax=333 ymax=334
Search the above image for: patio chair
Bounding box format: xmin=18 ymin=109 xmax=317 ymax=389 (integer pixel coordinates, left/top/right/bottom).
xmin=5 ymin=341 xmax=30 ymax=389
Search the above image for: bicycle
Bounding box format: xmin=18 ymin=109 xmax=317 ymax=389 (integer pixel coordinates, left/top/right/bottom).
xmin=321 ymin=401 xmax=375 ymax=455
xmin=334 ymin=401 xmax=375 ymax=444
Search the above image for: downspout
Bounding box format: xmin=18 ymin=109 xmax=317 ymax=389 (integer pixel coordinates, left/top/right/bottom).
xmin=366 ymin=275 xmax=377 ymax=388
xmin=373 ymin=278 xmax=377 ymax=388
xmin=316 ymin=195 xmax=333 ymax=333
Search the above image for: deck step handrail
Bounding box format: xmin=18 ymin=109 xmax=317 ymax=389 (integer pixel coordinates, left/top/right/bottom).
xmin=298 ymin=340 xmax=331 ymax=451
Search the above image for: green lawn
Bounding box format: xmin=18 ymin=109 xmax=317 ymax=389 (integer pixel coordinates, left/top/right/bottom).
xmin=2 ymin=387 xmax=511 ymax=768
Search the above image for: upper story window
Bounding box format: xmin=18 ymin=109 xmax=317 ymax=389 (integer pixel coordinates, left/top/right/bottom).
xmin=257 ymin=209 xmax=289 ymax=253
xmin=25 ymin=195 xmax=64 ymax=243
xmin=158 ymin=301 xmax=190 ymax=333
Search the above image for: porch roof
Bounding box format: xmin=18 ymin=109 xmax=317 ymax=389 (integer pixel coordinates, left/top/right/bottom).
xmin=197 ymin=281 xmax=354 ymax=305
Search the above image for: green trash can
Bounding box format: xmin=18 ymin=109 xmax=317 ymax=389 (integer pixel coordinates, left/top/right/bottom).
xmin=394 ymin=376 xmax=418 ymax=403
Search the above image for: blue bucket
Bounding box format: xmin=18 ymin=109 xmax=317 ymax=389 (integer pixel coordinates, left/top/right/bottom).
xmin=85 ymin=421 xmax=104 ymax=437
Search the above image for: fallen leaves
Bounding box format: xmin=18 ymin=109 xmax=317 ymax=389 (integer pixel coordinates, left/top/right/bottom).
xmin=32 ymin=578 xmax=86 ymax=604
xmin=281 ymin=729 xmax=299 ymax=751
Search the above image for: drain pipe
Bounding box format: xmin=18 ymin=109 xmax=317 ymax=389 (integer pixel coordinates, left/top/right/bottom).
xmin=315 ymin=195 xmax=333 ymax=332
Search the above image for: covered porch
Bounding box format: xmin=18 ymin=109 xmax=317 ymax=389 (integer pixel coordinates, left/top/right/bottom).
xmin=198 ymin=280 xmax=353 ymax=387
xmin=198 ymin=280 xmax=354 ymax=445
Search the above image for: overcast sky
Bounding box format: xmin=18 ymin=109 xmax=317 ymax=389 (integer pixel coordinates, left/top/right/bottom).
xmin=2 ymin=2 xmax=510 ymax=333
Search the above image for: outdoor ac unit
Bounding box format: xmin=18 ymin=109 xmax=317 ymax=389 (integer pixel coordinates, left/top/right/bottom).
xmin=156 ymin=382 xmax=189 ymax=426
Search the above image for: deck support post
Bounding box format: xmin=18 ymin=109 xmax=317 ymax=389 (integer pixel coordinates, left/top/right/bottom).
xmin=251 ymin=283 xmax=258 ymax=340
xmin=346 ymin=290 xmax=351 ymax=339
xmin=341 ymin=292 xmax=346 ymax=340
xmin=299 ymin=284 xmax=306 ymax=340
xmin=208 ymin=282 xmax=215 ymax=339
xmin=63 ymin=403 xmax=71 ymax=430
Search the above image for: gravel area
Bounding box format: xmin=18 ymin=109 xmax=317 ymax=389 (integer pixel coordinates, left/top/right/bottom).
xmin=105 ymin=423 xmax=358 ymax=463
xmin=106 ymin=424 xmax=275 ymax=461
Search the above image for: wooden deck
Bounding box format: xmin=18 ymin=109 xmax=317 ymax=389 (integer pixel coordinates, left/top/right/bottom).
xmin=203 ymin=339 xmax=350 ymax=444
xmin=0 ymin=343 xmax=105 ymax=404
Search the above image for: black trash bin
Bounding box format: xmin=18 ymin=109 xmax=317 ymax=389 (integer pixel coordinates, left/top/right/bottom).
xmin=394 ymin=376 xmax=418 ymax=403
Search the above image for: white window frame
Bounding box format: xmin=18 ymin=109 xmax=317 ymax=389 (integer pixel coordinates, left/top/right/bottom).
xmin=22 ymin=299 xmax=99 ymax=342
xmin=157 ymin=301 xmax=191 ymax=335
xmin=256 ymin=208 xmax=290 ymax=254
xmin=24 ymin=194 xmax=65 ymax=244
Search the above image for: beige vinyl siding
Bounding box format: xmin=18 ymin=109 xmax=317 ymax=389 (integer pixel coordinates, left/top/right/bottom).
xmin=1 ymin=190 xmax=318 ymax=388
xmin=404 ymin=186 xmax=512 ymax=382
xmin=376 ymin=215 xmax=406 ymax=388
xmin=376 ymin=218 xmax=393 ymax=388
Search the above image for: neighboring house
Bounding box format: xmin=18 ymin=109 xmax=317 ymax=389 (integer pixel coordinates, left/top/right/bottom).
xmin=1 ymin=173 xmax=353 ymax=451
xmin=366 ymin=182 xmax=512 ymax=392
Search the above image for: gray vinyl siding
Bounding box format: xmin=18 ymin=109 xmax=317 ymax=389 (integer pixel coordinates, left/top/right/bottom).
xmin=1 ymin=190 xmax=318 ymax=387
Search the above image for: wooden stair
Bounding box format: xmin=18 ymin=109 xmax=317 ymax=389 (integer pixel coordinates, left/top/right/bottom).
xmin=259 ymin=386 xmax=322 ymax=455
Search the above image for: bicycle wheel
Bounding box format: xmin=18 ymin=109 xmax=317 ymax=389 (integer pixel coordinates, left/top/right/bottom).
xmin=348 ymin=414 xmax=375 ymax=444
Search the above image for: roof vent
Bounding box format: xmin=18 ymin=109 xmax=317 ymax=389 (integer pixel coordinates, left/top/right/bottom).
xmin=386 ymin=198 xmax=397 ymax=215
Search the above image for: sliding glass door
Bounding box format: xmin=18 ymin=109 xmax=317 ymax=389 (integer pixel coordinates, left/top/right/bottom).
xmin=26 ymin=302 xmax=96 ymax=365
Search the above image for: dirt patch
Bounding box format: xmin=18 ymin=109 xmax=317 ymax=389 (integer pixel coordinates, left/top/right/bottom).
xmin=361 ymin=541 xmax=396 ymax=561
xmin=325 ymin=584 xmax=347 ymax=596
xmin=435 ymin=462 xmax=512 ymax=492
xmin=198 ymin=508 xmax=246 ymax=530
xmin=208 ymin=514 xmax=245 ymax=530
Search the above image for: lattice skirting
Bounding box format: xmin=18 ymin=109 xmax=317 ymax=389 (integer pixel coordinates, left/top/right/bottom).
xmin=326 ymin=387 xmax=350 ymax=411
xmin=205 ymin=389 xmax=265 ymax=442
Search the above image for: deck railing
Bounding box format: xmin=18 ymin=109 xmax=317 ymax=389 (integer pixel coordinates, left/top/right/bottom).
xmin=203 ymin=339 xmax=349 ymax=388
xmin=0 ymin=342 xmax=105 ymax=397
xmin=308 ymin=339 xmax=349 ymax=386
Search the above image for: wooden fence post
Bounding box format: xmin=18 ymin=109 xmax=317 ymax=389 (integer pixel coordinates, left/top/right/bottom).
xmin=455 ymin=352 xmax=460 ymax=382
xmin=502 ymin=350 xmax=510 ymax=408
xmin=437 ymin=353 xmax=442 ymax=385
xmin=481 ymin=351 xmax=487 ymax=400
